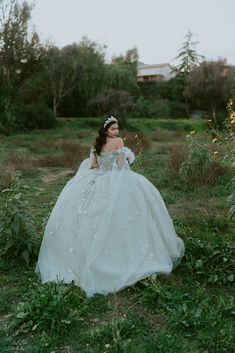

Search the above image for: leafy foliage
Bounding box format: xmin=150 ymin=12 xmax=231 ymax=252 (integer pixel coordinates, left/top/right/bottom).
xmin=172 ymin=30 xmax=204 ymax=76
xmin=207 ymin=99 xmax=235 ymax=218
xmin=12 ymin=282 xmax=110 ymax=336
xmin=180 ymin=238 xmax=234 ymax=285
xmin=178 ymin=133 xmax=229 ymax=185
xmin=87 ymin=89 xmax=135 ymax=126
xmin=140 ymin=281 xmax=234 ymax=353
xmin=13 ymin=283 xmax=77 ymax=335
xmin=0 ymin=173 xmax=39 ymax=266
xmin=185 ymin=60 xmax=234 ymax=124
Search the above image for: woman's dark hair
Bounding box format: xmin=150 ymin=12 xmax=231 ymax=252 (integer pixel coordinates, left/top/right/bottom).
xmin=93 ymin=117 xmax=119 ymax=155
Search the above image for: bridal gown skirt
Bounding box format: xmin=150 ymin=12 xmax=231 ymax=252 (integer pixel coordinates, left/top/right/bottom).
xmin=36 ymin=149 xmax=185 ymax=296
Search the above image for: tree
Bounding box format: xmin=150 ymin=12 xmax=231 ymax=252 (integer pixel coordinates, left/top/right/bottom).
xmin=108 ymin=47 xmax=140 ymax=96
xmin=59 ymin=38 xmax=107 ymax=116
xmin=184 ymin=59 xmax=234 ymax=124
xmin=0 ymin=0 xmax=33 ymax=91
xmin=41 ymin=45 xmax=78 ymax=117
xmin=87 ymin=89 xmax=135 ymax=126
xmin=0 ymin=1 xmax=56 ymax=133
xmin=172 ymin=31 xmax=204 ymax=76
xmin=172 ymin=31 xmax=204 ymax=116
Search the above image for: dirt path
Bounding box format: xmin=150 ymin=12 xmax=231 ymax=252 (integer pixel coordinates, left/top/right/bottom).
xmin=41 ymin=169 xmax=74 ymax=183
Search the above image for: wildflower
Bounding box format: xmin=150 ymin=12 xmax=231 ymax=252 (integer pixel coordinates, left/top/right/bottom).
xmin=212 ymin=138 xmax=217 ymax=143
xmin=207 ymin=119 xmax=212 ymax=123
xmin=230 ymin=112 xmax=235 ymax=124
xmin=135 ymin=134 xmax=138 ymax=138
xmin=213 ymin=151 xmax=218 ymax=156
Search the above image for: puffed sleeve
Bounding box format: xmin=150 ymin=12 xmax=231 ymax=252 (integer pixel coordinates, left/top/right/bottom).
xmin=89 ymin=147 xmax=99 ymax=169
xmin=124 ymin=147 xmax=135 ymax=165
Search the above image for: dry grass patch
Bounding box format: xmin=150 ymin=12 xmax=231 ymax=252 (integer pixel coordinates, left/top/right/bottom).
xmin=42 ymin=170 xmax=74 ymax=184
xmin=151 ymin=129 xmax=184 ymax=142
xmin=169 ymin=197 xmax=228 ymax=219
xmin=7 ymin=152 xmax=36 ymax=171
xmin=167 ymin=144 xmax=187 ymax=177
xmin=30 ymin=140 xmax=56 ymax=153
xmin=121 ymin=130 xmax=151 ymax=155
xmin=0 ymin=167 xmax=15 ymax=191
xmin=36 ymin=141 xmax=88 ymax=170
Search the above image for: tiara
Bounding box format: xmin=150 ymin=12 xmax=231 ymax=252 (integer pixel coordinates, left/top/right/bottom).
xmin=103 ymin=116 xmax=117 ymax=128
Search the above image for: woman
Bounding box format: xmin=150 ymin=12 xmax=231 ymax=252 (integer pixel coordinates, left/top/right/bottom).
xmin=36 ymin=116 xmax=184 ymax=296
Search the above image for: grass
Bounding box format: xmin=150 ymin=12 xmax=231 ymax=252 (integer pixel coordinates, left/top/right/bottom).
xmin=0 ymin=118 xmax=234 ymax=353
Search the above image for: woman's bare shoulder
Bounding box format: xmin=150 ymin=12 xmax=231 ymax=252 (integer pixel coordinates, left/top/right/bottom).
xmin=115 ymin=137 xmax=124 ymax=148
xmin=101 ymin=137 xmax=124 ymax=152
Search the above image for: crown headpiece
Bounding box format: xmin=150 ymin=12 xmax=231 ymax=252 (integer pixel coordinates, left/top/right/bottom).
xmin=103 ymin=116 xmax=117 ymax=128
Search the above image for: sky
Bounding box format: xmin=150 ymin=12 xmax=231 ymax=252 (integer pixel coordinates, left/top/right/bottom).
xmin=31 ymin=0 xmax=235 ymax=65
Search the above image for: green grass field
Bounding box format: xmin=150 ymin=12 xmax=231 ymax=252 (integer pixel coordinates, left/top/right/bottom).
xmin=0 ymin=118 xmax=234 ymax=353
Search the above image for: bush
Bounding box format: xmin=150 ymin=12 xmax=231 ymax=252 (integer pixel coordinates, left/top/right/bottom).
xmin=87 ymin=89 xmax=135 ymax=127
xmin=0 ymin=96 xmax=18 ymax=135
xmin=0 ymin=173 xmax=39 ymax=266
xmin=0 ymin=95 xmax=57 ymax=134
xmin=17 ymin=102 xmax=57 ymax=130
xmin=178 ymin=134 xmax=230 ymax=185
xmin=134 ymin=96 xmax=170 ymax=119
xmin=168 ymin=101 xmax=187 ymax=119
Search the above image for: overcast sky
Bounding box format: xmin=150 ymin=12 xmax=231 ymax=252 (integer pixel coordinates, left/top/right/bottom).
xmin=32 ymin=0 xmax=235 ymax=65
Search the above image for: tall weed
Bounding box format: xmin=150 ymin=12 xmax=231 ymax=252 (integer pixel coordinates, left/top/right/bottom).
xmin=0 ymin=173 xmax=39 ymax=266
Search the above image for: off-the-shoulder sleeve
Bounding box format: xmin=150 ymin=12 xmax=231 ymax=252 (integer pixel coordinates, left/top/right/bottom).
xmin=123 ymin=147 xmax=135 ymax=165
xmin=115 ymin=147 xmax=126 ymax=169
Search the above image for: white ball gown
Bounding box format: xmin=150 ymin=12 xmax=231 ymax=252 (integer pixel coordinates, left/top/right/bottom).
xmin=36 ymin=146 xmax=185 ymax=296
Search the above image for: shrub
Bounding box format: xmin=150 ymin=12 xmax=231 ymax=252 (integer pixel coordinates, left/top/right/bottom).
xmin=0 ymin=173 xmax=39 ymax=266
xmin=134 ymin=96 xmax=170 ymax=119
xmin=168 ymin=101 xmax=187 ymax=119
xmin=87 ymin=89 xmax=135 ymax=127
xmin=207 ymin=99 xmax=235 ymax=218
xmin=177 ymin=134 xmax=230 ymax=186
xmin=17 ymin=102 xmax=57 ymax=130
xmin=0 ymin=96 xmax=18 ymax=135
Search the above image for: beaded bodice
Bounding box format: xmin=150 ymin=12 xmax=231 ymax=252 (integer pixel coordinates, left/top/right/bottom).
xmin=97 ymin=147 xmax=125 ymax=172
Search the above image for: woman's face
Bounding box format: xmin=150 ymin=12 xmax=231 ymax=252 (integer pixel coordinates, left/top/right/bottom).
xmin=106 ymin=123 xmax=119 ymax=138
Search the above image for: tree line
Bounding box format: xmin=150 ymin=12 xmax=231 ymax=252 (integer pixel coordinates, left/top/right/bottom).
xmin=0 ymin=0 xmax=235 ymax=134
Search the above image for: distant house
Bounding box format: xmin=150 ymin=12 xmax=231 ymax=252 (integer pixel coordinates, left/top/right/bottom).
xmin=137 ymin=62 xmax=175 ymax=82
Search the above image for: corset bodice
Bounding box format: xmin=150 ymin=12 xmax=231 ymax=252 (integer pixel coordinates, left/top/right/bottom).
xmin=97 ymin=153 xmax=116 ymax=171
